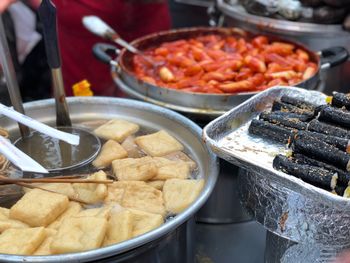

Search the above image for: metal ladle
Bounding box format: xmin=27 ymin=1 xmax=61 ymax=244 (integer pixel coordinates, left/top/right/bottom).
xmin=0 ymin=0 xmax=101 ymax=173
xmin=82 ymin=16 xmax=158 ymax=67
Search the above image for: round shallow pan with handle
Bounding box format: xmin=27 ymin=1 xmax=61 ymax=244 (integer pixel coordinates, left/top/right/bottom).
xmin=0 ymin=97 xmax=218 ymax=262
xmin=93 ymin=27 xmax=348 ymax=118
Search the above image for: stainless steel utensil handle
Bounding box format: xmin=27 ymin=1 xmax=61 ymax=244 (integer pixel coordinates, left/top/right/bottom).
xmin=0 ymin=16 xmax=30 ymax=137
xmin=38 ymin=0 xmax=71 ymax=127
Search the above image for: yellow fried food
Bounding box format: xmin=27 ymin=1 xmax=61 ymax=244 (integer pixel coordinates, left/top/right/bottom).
xmin=0 ymin=207 xmax=28 ymax=233
xmin=162 ymin=151 xmax=197 ymax=170
xmin=163 ymin=179 xmax=204 ymax=214
xmin=24 ymin=183 xmax=76 ymax=198
xmin=50 ymin=217 xmax=107 ymax=254
xmin=153 ymin=157 xmax=190 ymax=180
xmin=121 ymin=136 xmax=146 ymax=158
xmin=146 ymin=180 xmax=165 ymax=191
xmin=47 ymin=202 xmax=82 ymax=230
xmin=74 ymin=205 xmax=112 ymax=220
xmin=103 ymin=209 xmax=133 ymax=246
xmin=92 ymin=140 xmax=128 ymax=168
xmin=9 ymin=189 xmax=69 ymax=227
xmin=94 ymin=119 xmax=139 ymax=142
xmin=33 ymin=228 xmax=57 ymax=255
xmin=135 ymin=130 xmax=184 ymax=157
xmin=122 ymin=182 xmax=165 ymax=216
xmin=112 ymin=156 xmax=157 ymax=181
xmin=0 ymin=227 xmax=46 ymax=255
xmin=72 ymin=171 xmax=108 ymax=204
xmin=129 ymin=209 xmax=164 ymax=237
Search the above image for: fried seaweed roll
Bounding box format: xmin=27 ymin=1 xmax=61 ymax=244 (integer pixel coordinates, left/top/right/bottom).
xmin=291 ymin=131 xmax=350 ymax=172
xmin=319 ymin=106 xmax=350 ymax=129
xmin=273 ymin=154 xmax=339 ymax=190
xmin=307 ymin=119 xmax=350 ymax=139
xmin=272 ymin=101 xmax=315 ymax=118
xmin=293 ymin=130 xmax=350 ymax=153
xmin=330 ymin=92 xmax=350 ymax=110
xmin=248 ymin=119 xmax=293 ymax=144
xmin=293 ymin=153 xmax=350 ymax=186
xmin=259 ymin=111 xmax=308 ymax=130
xmin=280 ymin=95 xmax=317 ymax=111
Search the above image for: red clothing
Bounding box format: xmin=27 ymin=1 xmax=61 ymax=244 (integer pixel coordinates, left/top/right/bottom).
xmin=53 ymin=0 xmax=171 ymax=96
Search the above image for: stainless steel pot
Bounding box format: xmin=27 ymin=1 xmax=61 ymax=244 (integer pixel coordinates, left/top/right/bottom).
xmin=93 ymin=27 xmax=348 ymax=118
xmin=0 ymin=97 xmax=218 ymax=262
xmin=217 ymin=0 xmax=350 ymax=94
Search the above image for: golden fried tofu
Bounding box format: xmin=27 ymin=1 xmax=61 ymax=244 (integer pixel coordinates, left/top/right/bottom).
xmin=75 ymin=205 xmax=112 ymax=220
xmin=33 ymin=228 xmax=57 ymax=255
xmin=129 ymin=209 xmax=163 ymax=237
xmin=162 ymin=151 xmax=197 ymax=170
xmin=112 ymin=156 xmax=157 ymax=181
xmin=153 ymin=157 xmax=190 ymax=180
xmin=24 ymin=183 xmax=76 ymax=198
xmin=10 ymin=189 xmax=69 ymax=227
xmin=0 ymin=227 xmax=46 ymax=255
xmin=0 ymin=207 xmax=9 ymax=218
xmin=0 ymin=217 xmax=28 ymax=233
xmin=104 ymin=185 xmax=125 ymax=205
xmin=47 ymin=202 xmax=82 ymax=230
xmin=146 ymin=180 xmax=165 ymax=191
xmin=103 ymin=210 xmax=132 ymax=246
xmin=163 ymin=179 xmax=204 ymax=214
xmin=122 ymin=183 xmax=165 ymax=216
xmin=72 ymin=171 xmax=108 ymax=204
xmin=135 ymin=130 xmax=184 ymax=157
xmin=50 ymin=217 xmax=107 ymax=254
xmin=92 ymin=140 xmax=128 ymax=168
xmin=94 ymin=119 xmax=139 ymax=142
xmin=121 ymin=136 xmax=146 ymax=158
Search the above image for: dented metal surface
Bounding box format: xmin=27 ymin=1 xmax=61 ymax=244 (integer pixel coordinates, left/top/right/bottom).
xmin=203 ymin=87 xmax=350 ymax=260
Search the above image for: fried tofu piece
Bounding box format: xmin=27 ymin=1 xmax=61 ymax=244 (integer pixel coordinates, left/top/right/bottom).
xmin=121 ymin=136 xmax=146 ymax=158
xmin=0 ymin=227 xmax=46 ymax=255
xmin=33 ymin=228 xmax=57 ymax=255
xmin=0 ymin=208 xmax=9 ymax=218
xmin=24 ymin=183 xmax=76 ymax=198
xmin=0 ymin=207 xmax=28 ymax=233
xmin=129 ymin=209 xmax=163 ymax=237
xmin=72 ymin=171 xmax=108 ymax=204
xmin=122 ymin=183 xmax=165 ymax=216
xmin=163 ymin=179 xmax=204 ymax=214
xmin=92 ymin=140 xmax=128 ymax=168
xmin=10 ymin=189 xmax=69 ymax=227
xmin=47 ymin=202 xmax=82 ymax=230
xmin=94 ymin=119 xmax=139 ymax=142
xmin=112 ymin=156 xmax=157 ymax=181
xmin=51 ymin=217 xmax=107 ymax=254
xmin=153 ymin=157 xmax=190 ymax=180
xmin=75 ymin=205 xmax=112 ymax=220
xmin=146 ymin=180 xmax=165 ymax=190
xmin=135 ymin=130 xmax=184 ymax=157
xmin=162 ymin=151 xmax=197 ymax=170
xmin=104 ymin=185 xmax=125 ymax=205
xmin=103 ymin=210 xmax=132 ymax=246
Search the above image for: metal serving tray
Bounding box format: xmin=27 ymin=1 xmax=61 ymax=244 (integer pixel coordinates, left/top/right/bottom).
xmin=203 ymin=87 xmax=350 ymax=257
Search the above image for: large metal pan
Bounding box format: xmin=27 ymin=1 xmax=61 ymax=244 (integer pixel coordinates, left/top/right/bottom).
xmin=0 ymin=97 xmax=218 ymax=262
xmin=93 ymin=27 xmax=348 ymax=118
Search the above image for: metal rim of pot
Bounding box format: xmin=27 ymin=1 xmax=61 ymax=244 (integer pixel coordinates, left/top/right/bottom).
xmin=0 ymin=97 xmax=219 ymax=262
xmin=92 ymin=27 xmax=348 ymax=118
xmin=216 ymin=0 xmax=348 ymax=36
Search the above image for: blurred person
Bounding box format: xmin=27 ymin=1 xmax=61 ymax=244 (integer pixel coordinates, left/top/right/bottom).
xmin=52 ymin=0 xmax=171 ymax=97
xmin=0 ymin=0 xmax=51 ymax=102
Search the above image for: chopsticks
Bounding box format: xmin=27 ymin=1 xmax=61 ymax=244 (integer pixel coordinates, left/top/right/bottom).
xmin=0 ymin=175 xmax=114 ymax=204
xmin=0 ymin=177 xmax=113 ymax=185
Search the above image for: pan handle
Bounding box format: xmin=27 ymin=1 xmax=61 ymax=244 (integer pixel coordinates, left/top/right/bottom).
xmin=92 ymin=43 xmax=120 ymax=66
xmin=319 ymin=47 xmax=349 ymax=70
